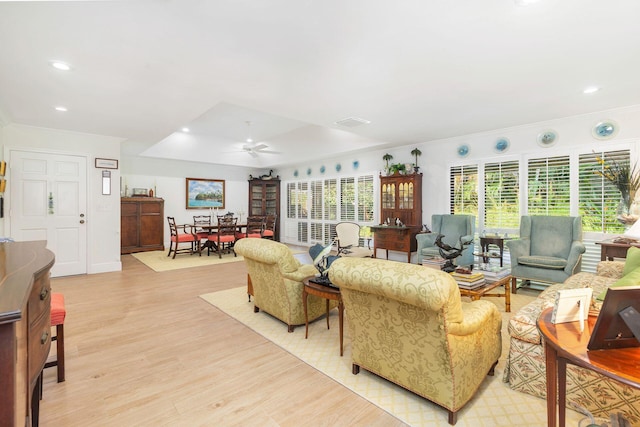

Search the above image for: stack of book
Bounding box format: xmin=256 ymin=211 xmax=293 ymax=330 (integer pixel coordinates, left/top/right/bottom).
xmin=481 ymin=268 xmax=510 ymax=283
xmin=451 ymin=271 xmax=486 ymax=290
xmin=422 ymin=256 xmax=447 ymax=270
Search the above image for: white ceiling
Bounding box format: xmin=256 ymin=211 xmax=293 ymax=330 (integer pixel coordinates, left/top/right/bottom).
xmin=1 ymin=0 xmax=640 ymax=168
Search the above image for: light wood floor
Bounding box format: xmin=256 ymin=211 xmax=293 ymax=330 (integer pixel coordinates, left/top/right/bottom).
xmin=40 ymin=254 xmax=406 ymax=427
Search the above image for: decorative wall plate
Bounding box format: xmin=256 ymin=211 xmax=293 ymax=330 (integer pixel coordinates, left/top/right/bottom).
xmin=336 ymin=163 xmax=342 ymax=172
xmin=592 ymin=120 xmax=618 ymax=140
xmin=353 ymin=160 xmax=359 ymax=170
xmin=306 ymin=168 xmax=312 ymax=176
xmin=320 ymin=165 xmax=326 ymax=174
xmin=537 ymin=130 xmax=558 ymax=147
xmin=457 ymin=144 xmax=469 ymax=157
xmin=495 ymin=137 xmax=510 ymax=153
xmin=293 ymin=170 xmax=299 ymax=177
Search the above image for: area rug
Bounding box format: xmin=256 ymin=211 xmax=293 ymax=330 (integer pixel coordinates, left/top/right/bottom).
xmin=131 ymin=250 xmax=244 ymax=272
xmin=200 ymin=287 xmax=584 ymax=427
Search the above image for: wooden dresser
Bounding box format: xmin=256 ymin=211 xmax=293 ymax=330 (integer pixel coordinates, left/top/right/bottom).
xmin=121 ymin=197 xmax=165 ymax=254
xmin=0 ymin=241 xmax=55 ymax=426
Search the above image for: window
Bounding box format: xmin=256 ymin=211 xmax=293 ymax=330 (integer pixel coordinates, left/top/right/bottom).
xmin=527 ymin=155 xmax=570 ymax=216
xmin=579 ymin=150 xmax=630 ymax=233
xmin=484 ymin=160 xmax=520 ymax=229
xmin=285 ymin=173 xmax=375 ymax=245
xmin=450 ymin=164 xmax=478 ymax=216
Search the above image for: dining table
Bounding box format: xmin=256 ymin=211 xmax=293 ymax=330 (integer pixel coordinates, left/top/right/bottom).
xmin=198 ymin=222 xmax=247 ymax=255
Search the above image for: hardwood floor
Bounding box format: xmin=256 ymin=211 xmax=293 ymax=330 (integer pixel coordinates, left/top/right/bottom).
xmin=40 ymin=255 xmax=406 ymax=426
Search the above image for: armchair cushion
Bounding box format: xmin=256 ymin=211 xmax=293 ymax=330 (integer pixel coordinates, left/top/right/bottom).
xmin=415 ymin=214 xmax=475 ymax=267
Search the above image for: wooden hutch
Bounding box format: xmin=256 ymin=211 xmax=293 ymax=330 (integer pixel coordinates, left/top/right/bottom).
xmin=370 ymin=172 xmax=423 ymax=263
xmin=121 ymin=197 xmax=165 ymax=254
xmin=248 ymin=177 xmax=280 ymax=241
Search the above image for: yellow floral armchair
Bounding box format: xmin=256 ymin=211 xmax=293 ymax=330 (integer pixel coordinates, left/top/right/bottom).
xmin=234 ymin=238 xmax=337 ymax=332
xmin=329 ymin=257 xmax=502 ymax=425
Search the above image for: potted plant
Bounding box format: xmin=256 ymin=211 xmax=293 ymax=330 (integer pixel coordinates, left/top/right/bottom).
xmin=389 ymin=163 xmax=406 ymax=175
xmin=411 ymin=148 xmax=422 ymax=173
xmin=383 ymin=153 xmax=393 ymax=175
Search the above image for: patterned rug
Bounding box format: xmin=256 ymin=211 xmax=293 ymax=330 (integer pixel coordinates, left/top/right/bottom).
xmin=131 ymin=250 xmax=244 ymax=272
xmin=200 ymin=286 xmax=584 ymax=427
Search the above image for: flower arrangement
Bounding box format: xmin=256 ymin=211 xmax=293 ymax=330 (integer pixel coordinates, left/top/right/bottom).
xmin=595 ymin=154 xmax=640 ymax=224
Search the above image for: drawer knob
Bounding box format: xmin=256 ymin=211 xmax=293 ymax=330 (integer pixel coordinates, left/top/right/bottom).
xmin=40 ymin=287 xmax=50 ymax=300
xmin=40 ymin=331 xmax=49 ymax=345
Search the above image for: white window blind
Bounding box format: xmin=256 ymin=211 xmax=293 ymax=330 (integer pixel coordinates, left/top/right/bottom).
xmin=579 ymin=149 xmax=630 ymax=233
xmin=484 ymin=160 xmax=519 ymax=229
xmin=324 ymin=179 xmax=337 ymax=221
xmin=340 ymin=177 xmax=355 ymax=221
xmin=527 ymin=155 xmax=570 ymax=216
xmin=450 ymin=164 xmax=478 ymax=216
xmin=310 ymin=180 xmax=323 ymax=220
xmin=358 ymin=175 xmax=374 ymax=222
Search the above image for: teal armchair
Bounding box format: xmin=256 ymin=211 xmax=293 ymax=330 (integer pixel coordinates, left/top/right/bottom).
xmin=506 ymin=215 xmax=585 ymax=293
xmin=415 ymin=214 xmax=475 ymax=267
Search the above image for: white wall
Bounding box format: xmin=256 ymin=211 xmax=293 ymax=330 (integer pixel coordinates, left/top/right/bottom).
xmin=120 ymin=155 xmax=260 ymax=248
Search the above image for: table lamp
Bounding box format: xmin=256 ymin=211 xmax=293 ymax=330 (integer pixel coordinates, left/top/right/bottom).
xmin=624 ymin=220 xmax=640 ymax=241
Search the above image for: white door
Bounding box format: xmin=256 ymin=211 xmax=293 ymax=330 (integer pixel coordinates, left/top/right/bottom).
xmin=10 ymin=150 xmax=88 ymax=277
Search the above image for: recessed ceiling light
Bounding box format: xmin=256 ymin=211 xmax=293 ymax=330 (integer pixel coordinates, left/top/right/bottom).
xmin=50 ymin=60 xmax=72 ymax=71
xmin=181 ymin=127 xmax=190 ymax=132
xmin=54 ymin=106 xmax=68 ymax=112
xmin=583 ymin=86 xmax=600 ymax=94
xmin=246 ymin=137 xmax=253 ymax=143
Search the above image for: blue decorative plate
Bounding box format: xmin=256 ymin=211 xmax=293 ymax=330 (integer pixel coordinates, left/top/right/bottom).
xmin=320 ymin=165 xmax=326 ymax=174
xmin=336 ymin=163 xmax=342 ymax=172
xmin=353 ymin=160 xmax=359 ymax=170
xmin=293 ymin=170 xmax=298 ymax=177
xmin=306 ymin=168 xmax=312 ymax=176
xmin=495 ymin=137 xmax=510 ymax=153
xmin=592 ymin=121 xmax=618 ymax=140
xmin=457 ymin=145 xmax=469 ymax=157
xmin=537 ymin=130 xmax=558 ymax=147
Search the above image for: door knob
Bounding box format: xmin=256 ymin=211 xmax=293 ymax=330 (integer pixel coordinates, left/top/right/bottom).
xmin=80 ymin=220 xmax=85 ymax=224
xmin=80 ymin=213 xmax=85 ymax=218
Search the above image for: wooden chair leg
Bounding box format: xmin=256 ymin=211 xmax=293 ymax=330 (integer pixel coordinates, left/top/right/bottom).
xmin=56 ymin=324 xmax=65 ymax=382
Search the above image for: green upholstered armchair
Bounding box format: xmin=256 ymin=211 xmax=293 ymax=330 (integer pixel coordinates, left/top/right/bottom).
xmin=506 ymin=215 xmax=586 ymax=293
xmin=415 ymin=214 xmax=475 ymax=267
xmin=234 ymin=238 xmax=337 ymax=332
xmin=329 ymin=257 xmax=501 ymax=425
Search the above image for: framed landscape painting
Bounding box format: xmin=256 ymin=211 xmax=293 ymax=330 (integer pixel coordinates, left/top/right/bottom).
xmin=186 ymin=178 xmax=225 ymax=209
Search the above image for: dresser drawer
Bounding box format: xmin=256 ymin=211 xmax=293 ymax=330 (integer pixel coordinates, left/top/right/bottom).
xmin=28 ymin=274 xmax=51 ymax=326
xmin=28 ymin=308 xmax=51 ymax=380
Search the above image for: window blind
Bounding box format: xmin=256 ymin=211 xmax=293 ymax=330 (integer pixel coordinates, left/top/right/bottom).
xmin=450 ymin=164 xmax=478 ymax=216
xmin=484 ymin=160 xmax=519 ymax=229
xmin=527 ymin=155 xmax=570 ymax=216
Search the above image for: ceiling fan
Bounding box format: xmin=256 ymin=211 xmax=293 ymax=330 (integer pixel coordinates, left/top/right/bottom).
xmin=242 ymin=143 xmax=269 ymax=157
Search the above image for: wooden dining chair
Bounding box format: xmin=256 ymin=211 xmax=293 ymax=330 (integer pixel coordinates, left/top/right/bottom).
xmin=167 ymin=217 xmax=200 ymax=258
xmin=262 ymin=214 xmax=277 ymax=240
xmin=207 ymin=216 xmax=238 ymax=258
xmin=193 ymin=215 xmax=212 ymax=250
xmin=242 ymin=216 xmax=265 ymax=238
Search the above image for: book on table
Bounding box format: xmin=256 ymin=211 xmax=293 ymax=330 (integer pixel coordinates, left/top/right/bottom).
xmin=422 ymin=256 xmax=447 ymax=270
xmin=456 ymin=278 xmax=486 ymax=290
xmin=481 ymin=268 xmax=510 ymax=282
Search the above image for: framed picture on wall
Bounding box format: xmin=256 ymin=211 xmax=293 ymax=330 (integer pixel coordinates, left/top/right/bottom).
xmin=185 ymin=178 xmax=225 ymax=209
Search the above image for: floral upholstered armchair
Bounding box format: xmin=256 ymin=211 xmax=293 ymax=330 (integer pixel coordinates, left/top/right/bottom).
xmin=329 ymin=257 xmax=502 ymax=425
xmin=234 ymin=238 xmax=337 ymax=332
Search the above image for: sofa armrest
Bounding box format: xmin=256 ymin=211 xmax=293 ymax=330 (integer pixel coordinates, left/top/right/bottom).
xmin=416 ymin=233 xmax=437 ymax=254
xmin=564 ymin=241 xmax=586 ymax=275
xmin=448 ymin=300 xmax=500 ymax=336
xmin=596 ymin=260 xmax=625 ymax=278
xmin=282 ymin=264 xmax=319 ymax=282
xmin=505 ymin=238 xmax=529 ymax=265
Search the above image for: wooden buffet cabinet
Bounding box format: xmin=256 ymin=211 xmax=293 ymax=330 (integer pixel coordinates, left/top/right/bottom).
xmin=121 ymin=197 xmax=165 ymax=254
xmin=371 ymin=172 xmax=423 ymax=262
xmin=248 ymin=178 xmax=280 ymax=241
xmin=0 ymin=241 xmax=55 ymax=426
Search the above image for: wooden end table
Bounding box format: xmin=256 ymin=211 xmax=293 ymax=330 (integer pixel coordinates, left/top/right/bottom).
xmin=302 ymin=277 xmax=344 ymax=356
xmin=537 ymin=307 xmax=640 ymax=427
xmin=458 ymin=274 xmax=511 ymax=312
xmin=596 ymin=239 xmax=640 ymax=261
xmin=479 ymin=236 xmax=506 ymax=267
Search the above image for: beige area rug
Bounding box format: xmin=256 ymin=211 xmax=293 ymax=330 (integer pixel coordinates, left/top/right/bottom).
xmin=200 ymin=287 xmax=585 ymax=427
xmin=131 ymin=250 xmax=244 ymax=272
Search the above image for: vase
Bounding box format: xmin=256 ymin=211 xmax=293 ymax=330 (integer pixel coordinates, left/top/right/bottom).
xmin=617 ymin=197 xmax=640 ymax=227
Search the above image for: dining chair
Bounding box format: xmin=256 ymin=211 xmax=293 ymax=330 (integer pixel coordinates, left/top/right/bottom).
xmin=207 ymin=216 xmax=238 ymax=258
xmin=262 ymin=214 xmax=277 ymax=240
xmin=242 ymin=216 xmax=265 ymax=238
xmin=193 ymin=215 xmax=212 ymax=249
xmin=167 ymin=216 xmax=200 ymax=258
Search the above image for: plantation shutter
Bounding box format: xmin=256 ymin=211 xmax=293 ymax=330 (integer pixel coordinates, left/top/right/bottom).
xmin=579 ymin=150 xmax=630 ymax=233
xmin=324 ymin=179 xmax=337 ymax=221
xmin=527 ymin=155 xmax=570 ymax=216
xmin=450 ymin=164 xmax=478 ymax=216
xmin=340 ymin=177 xmax=355 ymax=221
xmin=484 ymin=160 xmax=519 ymax=229
xmin=357 ymin=175 xmax=374 ymax=222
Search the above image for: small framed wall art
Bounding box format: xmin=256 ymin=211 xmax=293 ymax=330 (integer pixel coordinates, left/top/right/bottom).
xmin=95 ymin=158 xmax=119 ymax=169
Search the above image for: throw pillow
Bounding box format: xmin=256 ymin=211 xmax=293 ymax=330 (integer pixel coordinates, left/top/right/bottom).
xmin=623 ymin=246 xmax=640 ymax=276
xmin=597 ymin=265 xmax=640 ymax=300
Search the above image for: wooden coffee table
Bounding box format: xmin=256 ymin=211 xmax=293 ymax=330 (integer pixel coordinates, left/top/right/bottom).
xmin=302 ymin=277 xmax=344 ymax=356
xmin=458 ymin=274 xmax=511 ymax=312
